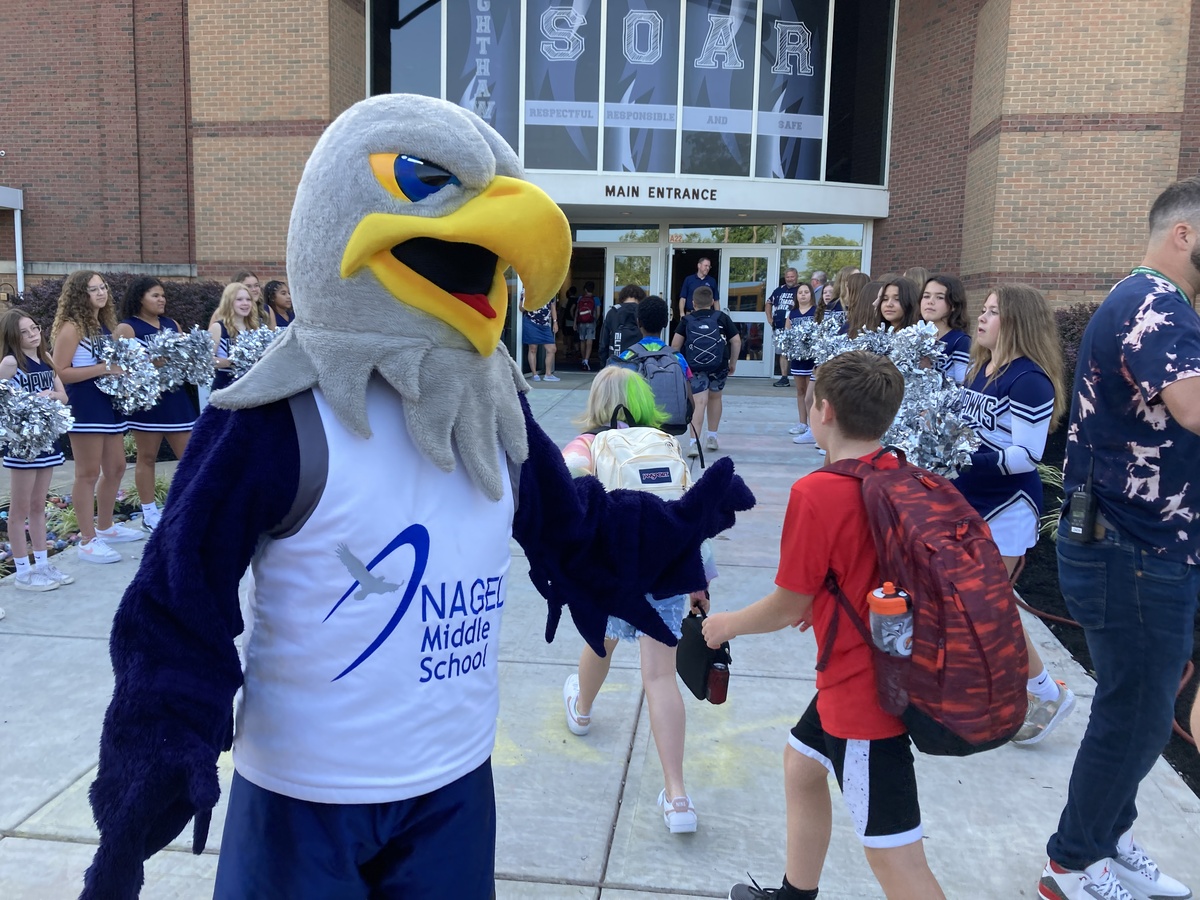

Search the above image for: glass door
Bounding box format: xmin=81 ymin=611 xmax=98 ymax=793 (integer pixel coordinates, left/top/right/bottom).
xmin=606 ymin=250 xmax=661 ymax=336
xmin=721 ymin=251 xmax=776 ymax=377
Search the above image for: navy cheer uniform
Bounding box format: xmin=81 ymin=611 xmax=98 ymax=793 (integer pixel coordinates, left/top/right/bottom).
xmin=952 ymin=356 xmax=1055 ymax=556
xmin=122 ymin=317 xmax=198 ymax=432
xmin=788 ymin=304 xmax=817 ymax=377
xmin=4 ymin=358 xmax=65 ymax=469
xmin=65 ymin=328 xmax=125 ymax=434
xmin=273 ymin=309 xmax=294 ymax=329
xmin=938 ymin=328 xmax=972 ymax=386
xmin=213 ymin=323 xmax=234 ymax=391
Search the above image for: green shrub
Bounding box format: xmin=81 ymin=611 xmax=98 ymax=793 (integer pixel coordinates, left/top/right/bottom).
xmin=1055 ymin=300 xmax=1100 ymax=386
xmin=18 ymin=274 xmax=223 ymax=334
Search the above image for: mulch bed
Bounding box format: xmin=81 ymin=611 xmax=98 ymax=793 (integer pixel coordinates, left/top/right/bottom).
xmin=1019 ymin=428 xmax=1200 ymax=797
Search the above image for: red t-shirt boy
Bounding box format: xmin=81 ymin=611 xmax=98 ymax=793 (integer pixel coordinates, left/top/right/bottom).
xmin=704 ymin=351 xmax=946 ymax=900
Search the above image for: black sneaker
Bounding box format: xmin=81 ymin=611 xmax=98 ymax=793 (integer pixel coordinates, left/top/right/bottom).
xmin=773 ymin=376 xmax=790 ymax=387
xmin=729 ymin=875 xmax=787 ymax=899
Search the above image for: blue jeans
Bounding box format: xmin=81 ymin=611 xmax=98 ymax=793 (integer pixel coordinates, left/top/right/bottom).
xmin=213 ymin=760 xmax=496 ymax=899
xmin=1047 ymin=519 xmax=1199 ymax=870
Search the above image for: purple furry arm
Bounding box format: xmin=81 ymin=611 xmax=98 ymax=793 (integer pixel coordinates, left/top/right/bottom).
xmin=82 ymin=401 xmax=299 ymax=900
xmin=512 ymin=394 xmax=755 ymax=655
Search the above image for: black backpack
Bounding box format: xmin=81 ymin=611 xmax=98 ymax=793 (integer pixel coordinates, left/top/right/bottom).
xmin=609 ymin=305 xmax=643 ymax=358
xmin=682 ymin=309 xmax=729 ymax=374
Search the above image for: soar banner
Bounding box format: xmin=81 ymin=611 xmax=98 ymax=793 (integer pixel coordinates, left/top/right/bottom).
xmin=603 ymin=0 xmax=681 ymax=174
xmin=756 ymin=0 xmax=828 ymax=180
xmin=447 ymin=0 xmax=521 ymax=151
xmin=524 ymin=1 xmax=602 ymax=170
xmin=680 ymin=0 xmax=757 ymax=177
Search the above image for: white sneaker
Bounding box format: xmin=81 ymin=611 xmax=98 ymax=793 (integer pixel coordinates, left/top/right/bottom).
xmin=14 ymin=568 xmax=59 ymax=592
xmin=142 ymin=507 xmax=162 ymax=532
xmin=95 ymin=523 xmax=145 ymax=544
xmin=687 ymin=440 xmax=700 ymax=458
xmin=1111 ymin=833 xmax=1192 ymax=899
xmin=38 ymin=563 xmax=75 ymax=585
xmin=816 ymin=447 xmax=827 ymax=456
xmin=792 ymin=430 xmax=816 ymax=444
xmin=1013 ymin=681 xmax=1076 ymax=746
xmin=657 ymin=789 xmax=697 ymax=834
xmin=78 ymin=537 xmax=121 ymax=564
xmin=1039 ymin=858 xmax=1135 ymax=899
xmin=706 ymin=435 xmax=719 ymax=451
xmin=788 ymin=423 xmax=808 ymax=435
xmin=563 ymin=674 xmax=590 ymax=736
xmin=542 ymin=374 xmax=560 ymax=382
xmin=530 ymin=374 xmax=541 ymax=382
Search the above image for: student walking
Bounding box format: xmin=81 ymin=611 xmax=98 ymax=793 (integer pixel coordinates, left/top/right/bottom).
xmin=672 ymin=286 xmax=740 ymax=455
xmin=704 ymin=352 xmax=945 ymax=900
xmin=0 ymin=309 xmax=73 ymax=590
xmin=115 ymin=277 xmax=198 ymax=531
xmin=51 ymin=271 xmax=144 ymax=564
xmin=559 ymin=366 xmax=711 ymax=833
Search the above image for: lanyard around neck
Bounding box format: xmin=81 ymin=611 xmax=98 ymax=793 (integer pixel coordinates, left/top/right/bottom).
xmin=1130 ymin=266 xmax=1190 ymax=304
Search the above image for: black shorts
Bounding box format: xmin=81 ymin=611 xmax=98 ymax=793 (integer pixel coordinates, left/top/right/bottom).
xmin=789 ymin=695 xmax=923 ymax=848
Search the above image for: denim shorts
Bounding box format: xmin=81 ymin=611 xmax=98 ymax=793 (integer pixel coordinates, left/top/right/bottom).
xmin=605 ymin=592 xmax=688 ymax=643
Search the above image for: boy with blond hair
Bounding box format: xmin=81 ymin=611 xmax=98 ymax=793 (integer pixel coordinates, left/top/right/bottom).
xmin=704 ymin=351 xmax=945 ymax=900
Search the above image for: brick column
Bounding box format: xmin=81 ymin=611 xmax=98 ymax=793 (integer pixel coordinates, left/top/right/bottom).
xmin=961 ymin=0 xmax=1191 ymax=306
xmin=188 ymin=0 xmax=364 ymax=281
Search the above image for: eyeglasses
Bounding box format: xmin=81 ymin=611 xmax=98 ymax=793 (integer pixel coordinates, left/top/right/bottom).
xmin=87 ymin=284 xmax=109 ymax=294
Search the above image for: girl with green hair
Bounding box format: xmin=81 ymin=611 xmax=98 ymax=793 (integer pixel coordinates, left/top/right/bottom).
xmin=559 ymin=365 xmax=713 ymax=835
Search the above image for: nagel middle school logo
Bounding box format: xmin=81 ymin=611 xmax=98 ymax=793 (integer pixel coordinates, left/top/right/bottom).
xmin=326 ymin=524 xmax=430 ymax=681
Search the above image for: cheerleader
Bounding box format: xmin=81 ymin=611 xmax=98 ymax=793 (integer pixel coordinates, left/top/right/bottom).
xmin=0 ymin=309 xmax=72 ymax=591
xmin=873 ymin=277 xmax=921 ymax=330
xmin=209 ymin=282 xmax=260 ymax=392
xmin=264 ymin=280 xmax=294 ymax=328
xmin=786 ymin=282 xmax=818 ymax=445
xmin=919 ymin=274 xmax=972 ymax=385
xmin=114 ymin=277 xmax=198 ymax=531
xmin=51 ymin=271 xmax=144 ymax=565
xmin=952 ymin=284 xmax=1074 ymax=746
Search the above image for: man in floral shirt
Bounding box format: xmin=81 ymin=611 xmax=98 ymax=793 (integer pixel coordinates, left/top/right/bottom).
xmin=1039 ymin=177 xmax=1200 ymax=900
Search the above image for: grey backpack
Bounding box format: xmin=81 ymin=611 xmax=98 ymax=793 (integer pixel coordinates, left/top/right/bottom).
xmin=615 ymin=344 xmax=693 ymax=436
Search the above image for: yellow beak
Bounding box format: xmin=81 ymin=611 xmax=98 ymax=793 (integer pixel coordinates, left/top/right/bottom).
xmin=341 ymin=176 xmax=571 ymax=355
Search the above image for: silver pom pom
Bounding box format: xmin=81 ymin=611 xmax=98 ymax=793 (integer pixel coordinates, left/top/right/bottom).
xmin=814 ymin=321 xmax=978 ymax=477
xmin=147 ymin=327 xmax=215 ymax=389
xmin=0 ymin=381 xmax=75 ymax=460
xmin=227 ymin=326 xmax=280 ymax=380
xmin=95 ymin=336 xmax=164 ymax=415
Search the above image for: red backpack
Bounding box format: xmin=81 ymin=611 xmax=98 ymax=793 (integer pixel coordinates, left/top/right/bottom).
xmin=577 ymin=294 xmax=595 ymax=323
xmin=817 ymin=449 xmax=1028 ymax=756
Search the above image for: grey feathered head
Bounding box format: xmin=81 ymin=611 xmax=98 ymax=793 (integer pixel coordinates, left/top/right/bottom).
xmin=212 ymin=94 xmax=572 ymax=500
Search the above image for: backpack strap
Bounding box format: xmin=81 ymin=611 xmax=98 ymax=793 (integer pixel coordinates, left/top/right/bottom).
xmin=815 ymin=570 xmax=878 ymax=672
xmin=268 ymin=390 xmax=329 ymax=539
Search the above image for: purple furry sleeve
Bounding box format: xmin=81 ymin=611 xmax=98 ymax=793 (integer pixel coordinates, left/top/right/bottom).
xmin=512 ymin=395 xmax=755 ymax=655
xmin=82 ymin=401 xmax=299 ymax=900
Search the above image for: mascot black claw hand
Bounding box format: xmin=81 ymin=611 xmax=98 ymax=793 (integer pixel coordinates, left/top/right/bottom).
xmin=82 ymin=94 xmax=755 ymax=900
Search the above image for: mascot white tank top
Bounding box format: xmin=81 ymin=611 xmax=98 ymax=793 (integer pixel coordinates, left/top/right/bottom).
xmin=234 ymin=378 xmax=513 ymax=803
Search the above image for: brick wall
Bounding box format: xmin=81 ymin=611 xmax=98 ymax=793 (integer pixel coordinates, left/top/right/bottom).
xmin=0 ymin=1 xmax=190 ymax=272
xmin=872 ymin=0 xmax=985 ymax=275
xmin=188 ymin=0 xmax=364 ymax=279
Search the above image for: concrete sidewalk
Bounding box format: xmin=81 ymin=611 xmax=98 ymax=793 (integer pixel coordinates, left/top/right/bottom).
xmin=1 ymin=372 xmax=1197 ymax=899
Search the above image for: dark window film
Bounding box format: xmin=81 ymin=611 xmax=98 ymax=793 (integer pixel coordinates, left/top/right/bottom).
xmin=825 ymin=0 xmax=894 ymax=186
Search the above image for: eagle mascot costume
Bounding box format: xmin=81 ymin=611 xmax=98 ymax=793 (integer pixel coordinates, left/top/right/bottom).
xmin=81 ymin=94 xmax=753 ymax=899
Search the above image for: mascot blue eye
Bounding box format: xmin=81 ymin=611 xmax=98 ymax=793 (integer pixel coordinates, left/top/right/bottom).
xmin=369 ymin=153 xmax=460 ymax=202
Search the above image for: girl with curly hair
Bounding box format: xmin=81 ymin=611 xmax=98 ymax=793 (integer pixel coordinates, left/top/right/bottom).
xmin=51 ymin=271 xmax=144 ymax=564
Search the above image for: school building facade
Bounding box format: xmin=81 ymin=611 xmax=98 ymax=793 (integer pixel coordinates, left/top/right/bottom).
xmin=1 ymin=0 xmax=1197 ymax=375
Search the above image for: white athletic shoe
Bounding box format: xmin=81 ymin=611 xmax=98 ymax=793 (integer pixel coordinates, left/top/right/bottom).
xmin=14 ymin=568 xmax=59 ymax=592
xmin=95 ymin=523 xmax=145 ymax=544
xmin=38 ymin=563 xmax=75 ymax=585
xmin=1038 ymin=858 xmax=1134 ymax=900
xmin=788 ymin=423 xmax=808 ymax=435
xmin=657 ymin=789 xmax=697 ymax=834
xmin=542 ymin=374 xmax=561 ymax=382
xmin=792 ymin=430 xmax=816 ymax=444
xmin=1110 ymin=833 xmax=1192 ymax=899
xmin=562 ymin=674 xmax=590 ymax=736
xmin=78 ymin=537 xmax=121 ymax=564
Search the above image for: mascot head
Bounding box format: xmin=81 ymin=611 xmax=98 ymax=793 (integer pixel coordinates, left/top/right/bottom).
xmin=289 ymin=93 xmax=570 ymax=355
xmin=212 ymin=95 xmax=573 ymax=501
